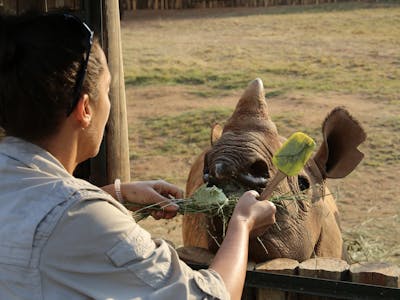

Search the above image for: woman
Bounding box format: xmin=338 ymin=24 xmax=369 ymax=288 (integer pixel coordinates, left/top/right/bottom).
xmin=0 ymin=13 xmax=276 ymax=299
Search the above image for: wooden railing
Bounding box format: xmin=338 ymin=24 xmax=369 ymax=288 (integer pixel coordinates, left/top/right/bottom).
xmin=177 ymin=246 xmax=400 ymax=299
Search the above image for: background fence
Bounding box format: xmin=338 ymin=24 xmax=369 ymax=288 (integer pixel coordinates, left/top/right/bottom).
xmin=121 ymin=0 xmax=378 ymax=10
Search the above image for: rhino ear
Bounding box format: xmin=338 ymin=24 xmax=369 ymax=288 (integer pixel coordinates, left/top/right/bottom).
xmin=313 ymin=107 xmax=366 ymax=179
xmin=210 ymin=123 xmax=223 ymax=145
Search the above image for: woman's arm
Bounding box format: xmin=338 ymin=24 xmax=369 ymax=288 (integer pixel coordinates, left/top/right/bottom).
xmin=210 ymin=218 xmax=250 ymax=299
xmin=101 ymin=180 xmax=182 ymax=219
xmin=210 ymin=190 xmax=276 ymax=300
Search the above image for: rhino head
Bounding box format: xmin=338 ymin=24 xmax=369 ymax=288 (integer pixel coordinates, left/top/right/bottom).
xmin=204 ymin=78 xmax=281 ymax=196
xmin=184 ymin=78 xmax=366 ymax=262
xmin=203 ymin=78 xmax=365 ymax=199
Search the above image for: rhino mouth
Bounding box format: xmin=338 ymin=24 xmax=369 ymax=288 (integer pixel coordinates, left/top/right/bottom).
xmin=207 ymin=173 xmax=268 ymax=192
xmin=203 ymin=165 xmax=311 ymax=197
xmin=202 ymin=157 xmax=271 ymax=196
xmin=204 ymin=174 xmax=267 ymax=196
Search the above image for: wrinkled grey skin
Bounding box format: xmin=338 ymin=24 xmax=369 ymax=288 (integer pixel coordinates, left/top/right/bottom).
xmin=182 ymin=78 xmax=366 ymax=263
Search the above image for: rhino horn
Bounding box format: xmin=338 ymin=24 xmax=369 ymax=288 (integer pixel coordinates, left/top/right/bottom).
xmin=225 ymin=78 xmax=270 ymax=131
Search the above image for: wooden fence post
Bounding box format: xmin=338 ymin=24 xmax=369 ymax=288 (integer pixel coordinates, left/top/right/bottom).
xmin=103 ymin=0 xmax=131 ymax=184
xmin=350 ymin=262 xmax=400 ymax=288
xmin=256 ymin=258 xmax=299 ymax=300
xmin=298 ymin=257 xmax=349 ymax=300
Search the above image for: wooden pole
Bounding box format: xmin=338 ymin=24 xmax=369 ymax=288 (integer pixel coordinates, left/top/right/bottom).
xmin=102 ymin=0 xmax=131 ymax=184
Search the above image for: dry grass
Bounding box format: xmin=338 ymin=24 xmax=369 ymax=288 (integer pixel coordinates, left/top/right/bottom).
xmin=122 ymin=2 xmax=400 ymax=101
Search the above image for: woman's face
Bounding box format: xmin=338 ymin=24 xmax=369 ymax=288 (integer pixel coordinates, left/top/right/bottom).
xmin=85 ymin=48 xmax=111 ymax=158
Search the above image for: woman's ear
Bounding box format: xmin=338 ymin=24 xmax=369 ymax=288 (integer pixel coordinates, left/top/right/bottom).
xmin=73 ymin=94 xmax=92 ymax=128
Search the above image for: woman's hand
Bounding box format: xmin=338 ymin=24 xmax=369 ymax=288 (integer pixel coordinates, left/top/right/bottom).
xmin=210 ymin=190 xmax=276 ymax=300
xmin=231 ymin=190 xmax=276 ymax=238
xmin=102 ymin=180 xmax=183 ymax=220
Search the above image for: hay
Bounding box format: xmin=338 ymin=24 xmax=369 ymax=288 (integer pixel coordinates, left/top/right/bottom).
xmin=343 ymin=215 xmax=400 ymax=264
xmin=126 ymin=184 xmax=307 ymax=223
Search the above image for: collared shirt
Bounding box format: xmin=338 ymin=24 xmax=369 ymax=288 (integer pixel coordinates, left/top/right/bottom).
xmin=0 ymin=136 xmax=229 ymax=300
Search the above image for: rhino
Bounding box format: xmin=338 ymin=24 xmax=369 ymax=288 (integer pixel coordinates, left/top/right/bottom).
xmin=182 ymin=78 xmax=366 ymax=263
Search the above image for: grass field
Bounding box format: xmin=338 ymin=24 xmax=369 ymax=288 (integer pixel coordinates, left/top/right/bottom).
xmin=121 ymin=2 xmax=400 ymax=265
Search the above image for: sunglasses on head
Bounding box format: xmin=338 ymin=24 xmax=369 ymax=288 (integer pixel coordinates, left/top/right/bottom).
xmin=63 ymin=14 xmax=94 ymax=116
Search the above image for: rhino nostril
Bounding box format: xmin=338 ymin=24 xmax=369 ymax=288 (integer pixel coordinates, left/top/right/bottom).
xmin=249 ymin=160 xmax=269 ymax=179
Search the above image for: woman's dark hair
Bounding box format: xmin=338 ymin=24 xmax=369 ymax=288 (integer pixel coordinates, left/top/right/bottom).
xmin=0 ymin=13 xmax=104 ymax=141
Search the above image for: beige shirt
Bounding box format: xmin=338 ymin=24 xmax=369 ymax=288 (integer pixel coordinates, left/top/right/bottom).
xmin=0 ymin=137 xmax=229 ymax=300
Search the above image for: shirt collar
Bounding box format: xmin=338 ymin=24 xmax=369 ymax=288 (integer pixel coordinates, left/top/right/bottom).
xmin=0 ymin=136 xmax=72 ymax=179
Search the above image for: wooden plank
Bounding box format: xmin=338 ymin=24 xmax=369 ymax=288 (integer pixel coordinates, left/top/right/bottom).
xmin=256 ymin=258 xmax=299 ymax=300
xmin=103 ymin=0 xmax=131 ymax=184
xmin=350 ymin=262 xmax=400 ymax=288
xmin=257 ymin=258 xmax=300 ymax=275
xmin=298 ymin=257 xmax=349 ymax=300
xmin=299 ymin=257 xmax=349 ymax=280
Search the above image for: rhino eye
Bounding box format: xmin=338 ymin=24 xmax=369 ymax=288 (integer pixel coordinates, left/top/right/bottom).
xmin=249 ymin=160 xmax=269 ymax=179
xmin=298 ymin=175 xmax=310 ymax=191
